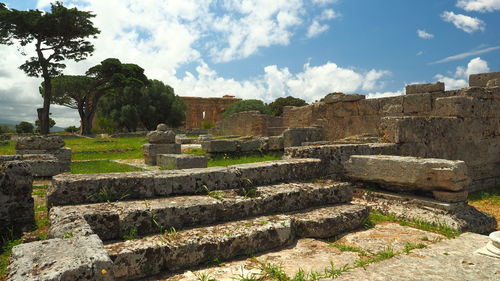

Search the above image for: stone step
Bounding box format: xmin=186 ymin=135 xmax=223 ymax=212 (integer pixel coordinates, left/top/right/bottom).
xmin=48 ymin=158 xmax=325 ymax=207
xmin=50 ymin=181 xmax=353 ymax=241
xmin=105 ymin=204 xmax=369 ymax=281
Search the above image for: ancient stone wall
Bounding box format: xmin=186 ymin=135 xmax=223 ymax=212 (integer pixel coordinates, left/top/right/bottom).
xmin=212 ymin=110 xmax=285 ymax=136
xmin=181 ymin=95 xmax=241 ymax=129
xmin=282 ymin=90 xmax=459 ymax=140
xmin=0 ymin=161 xmax=34 ymax=244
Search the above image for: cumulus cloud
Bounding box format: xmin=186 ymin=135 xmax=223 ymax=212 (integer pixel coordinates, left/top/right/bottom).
xmin=172 ymin=60 xmax=390 ymax=103
xmin=307 ymin=21 xmax=330 ymax=38
xmin=434 ymin=57 xmax=489 ymax=90
xmin=417 ymin=29 xmax=434 ymax=39
xmin=457 ymin=0 xmax=500 ymax=12
xmin=441 ymin=11 xmax=485 ymax=33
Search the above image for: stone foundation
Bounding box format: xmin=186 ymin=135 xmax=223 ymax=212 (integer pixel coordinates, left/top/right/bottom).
xmin=157 ymin=154 xmax=208 ymax=170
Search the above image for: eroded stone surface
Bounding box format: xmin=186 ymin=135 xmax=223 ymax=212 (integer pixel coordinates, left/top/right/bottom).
xmin=147 ymin=130 xmax=176 ymax=144
xmin=323 ymin=93 xmax=365 ymax=103
xmin=405 ymin=82 xmax=444 ymax=95
xmin=345 ymin=155 xmax=471 ymax=192
xmin=15 ymin=135 xmax=65 ymax=150
xmin=8 ymin=234 xmax=113 ymax=281
xmin=0 ymin=161 xmax=34 ymax=243
xmin=282 ymin=127 xmax=323 ymax=147
xmin=331 ymin=233 xmax=499 ymax=281
xmin=60 ymin=181 xmax=353 ymax=240
xmin=201 ymin=140 xmax=238 ymax=153
xmin=469 ymin=71 xmax=500 ymax=87
xmin=157 ymin=154 xmax=208 ymax=170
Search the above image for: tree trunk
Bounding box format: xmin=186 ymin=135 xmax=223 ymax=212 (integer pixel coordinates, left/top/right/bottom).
xmin=39 ymin=76 xmax=51 ymax=135
xmin=81 ymin=103 xmax=96 ymax=135
xmin=36 ymin=40 xmax=51 ymax=135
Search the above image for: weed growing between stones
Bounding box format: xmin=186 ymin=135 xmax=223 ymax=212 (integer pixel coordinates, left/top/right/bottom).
xmin=123 ymin=228 xmax=138 ymax=240
xmin=364 ymin=211 xmax=460 ymax=238
xmin=195 ymin=272 xmax=217 ymax=281
xmin=89 ymin=186 xmax=130 ymax=203
xmin=403 ymin=242 xmax=427 ymax=253
xmin=144 ymin=201 xmax=165 ymax=234
xmin=197 ymin=184 xmax=224 ymax=200
xmin=354 ymin=246 xmax=395 ymax=269
xmin=329 ymin=243 xmax=369 ymax=256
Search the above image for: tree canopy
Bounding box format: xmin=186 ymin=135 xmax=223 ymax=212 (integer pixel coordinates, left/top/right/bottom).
xmin=41 ymin=58 xmax=148 ymax=135
xmin=268 ymin=96 xmax=308 ymax=116
xmin=15 ymin=121 xmax=34 ymax=133
xmin=222 ymin=99 xmax=271 ymax=118
xmin=0 ymin=2 xmax=100 ymax=134
xmin=97 ymin=79 xmax=186 ymax=131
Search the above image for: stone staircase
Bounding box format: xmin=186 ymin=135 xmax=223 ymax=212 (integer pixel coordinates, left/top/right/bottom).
xmin=8 ymin=159 xmax=369 ymax=281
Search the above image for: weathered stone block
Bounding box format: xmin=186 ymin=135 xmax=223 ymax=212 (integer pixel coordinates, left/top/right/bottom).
xmin=201 ymin=140 xmax=238 ymax=153
xmin=143 ymin=143 xmax=181 ymax=165
xmin=0 ymin=154 xmax=65 ymax=177
xmin=8 ymin=235 xmax=113 ymax=281
xmin=469 ymin=71 xmax=500 ymax=87
xmin=0 ymin=161 xmax=34 ymax=244
xmin=432 ymin=190 xmax=468 ymax=203
xmin=268 ymin=136 xmax=284 ymax=150
xmin=282 ymin=127 xmax=323 ymax=147
xmin=405 ymin=82 xmax=444 ymax=94
xmin=15 ymin=135 xmax=65 ymax=150
xmin=157 ymin=154 xmax=208 ymax=169
xmin=358 ymin=99 xmax=380 ymax=115
xmin=403 ymin=93 xmax=432 ymax=114
xmin=323 ymin=93 xmax=365 ymax=103
xmin=486 ymin=78 xmax=500 ymax=87
xmin=379 ymin=96 xmax=403 ymax=115
xmin=238 ymin=139 xmax=261 ymax=152
xmin=345 ymin=155 xmax=471 ymax=192
xmin=146 ymin=130 xmax=176 ymax=144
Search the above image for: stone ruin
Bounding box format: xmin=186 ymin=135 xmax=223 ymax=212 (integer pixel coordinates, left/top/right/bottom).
xmin=4 ymin=71 xmax=500 ymax=280
xmin=0 ymin=135 xmax=71 ymax=177
xmin=144 ymin=124 xmax=208 ymax=170
xmin=0 ymin=161 xmax=34 ymax=245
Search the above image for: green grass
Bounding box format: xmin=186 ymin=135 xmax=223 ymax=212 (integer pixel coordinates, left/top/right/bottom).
xmin=330 ymin=243 xmax=369 ymax=256
xmin=208 ymin=153 xmax=282 ymax=167
xmin=364 ymin=211 xmax=461 ymax=238
xmin=0 ymin=238 xmax=22 ymax=278
xmin=65 ymin=137 xmax=146 ymax=160
xmin=0 ymin=141 xmax=15 ymax=155
xmin=468 ymin=188 xmax=500 ymax=204
xmin=71 ymin=160 xmax=144 ymax=174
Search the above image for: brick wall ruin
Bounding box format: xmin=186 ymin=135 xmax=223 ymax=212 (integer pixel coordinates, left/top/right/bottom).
xmin=212 ymin=110 xmax=286 ymax=136
xmin=181 ymin=95 xmax=241 ymax=129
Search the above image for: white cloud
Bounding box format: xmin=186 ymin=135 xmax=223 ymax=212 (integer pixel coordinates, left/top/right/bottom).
xmin=434 ymin=57 xmax=489 ymax=90
xmin=417 ymin=51 xmax=424 ymax=56
xmin=319 ymin=9 xmax=339 ymax=20
xmin=457 ymin=0 xmax=500 ymax=12
xmin=417 ymin=29 xmax=434 ymax=39
xmin=312 ymin=0 xmax=338 ymax=5
xmin=172 ymin=60 xmax=390 ymax=103
xmin=441 ymin=11 xmax=485 ymax=33
xmin=307 ymin=21 xmax=330 ymax=38
xmin=431 ymin=46 xmax=500 ymax=64
xmin=366 ymin=90 xmax=404 ymax=99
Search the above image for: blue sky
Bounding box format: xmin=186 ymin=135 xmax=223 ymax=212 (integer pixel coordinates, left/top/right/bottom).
xmin=1 ymin=0 xmax=499 ymax=126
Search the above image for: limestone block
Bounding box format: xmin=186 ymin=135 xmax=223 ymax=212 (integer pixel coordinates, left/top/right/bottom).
xmin=486 ymin=78 xmax=500 ymax=87
xmin=282 ymin=127 xmax=323 ymax=147
xmin=379 ymin=96 xmax=403 ymax=115
xmin=146 ymin=130 xmax=176 ymax=144
xmin=268 ymin=136 xmax=284 ymax=150
xmin=17 ymin=147 xmax=72 ymax=165
xmin=403 ymin=93 xmax=432 ymax=114
xmin=198 ymin=134 xmax=214 ymax=142
xmin=405 ymin=82 xmax=444 ymax=95
xmin=323 ymin=93 xmax=365 ymax=103
xmin=328 ymin=101 xmax=359 ymax=117
xmin=238 ymin=139 xmax=261 ymax=152
xmin=345 ymin=155 xmax=471 ymax=192
xmin=432 ymin=190 xmax=468 ymax=203
xmin=15 ymin=135 xmax=65 ymax=150
xmin=157 ymin=154 xmax=208 ymax=169
xmin=143 ymin=143 xmax=181 ymax=165
xmin=8 ymin=234 xmax=113 ymax=281
xmin=201 ymin=140 xmax=238 ymax=153
xmin=48 ymin=207 xmax=94 ymax=239
xmin=156 ymin=123 xmax=169 ymax=131
xmin=358 ymin=99 xmax=380 ymax=115
xmin=0 ymin=161 xmax=34 ymax=243
xmin=469 ymin=71 xmax=500 ymax=87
